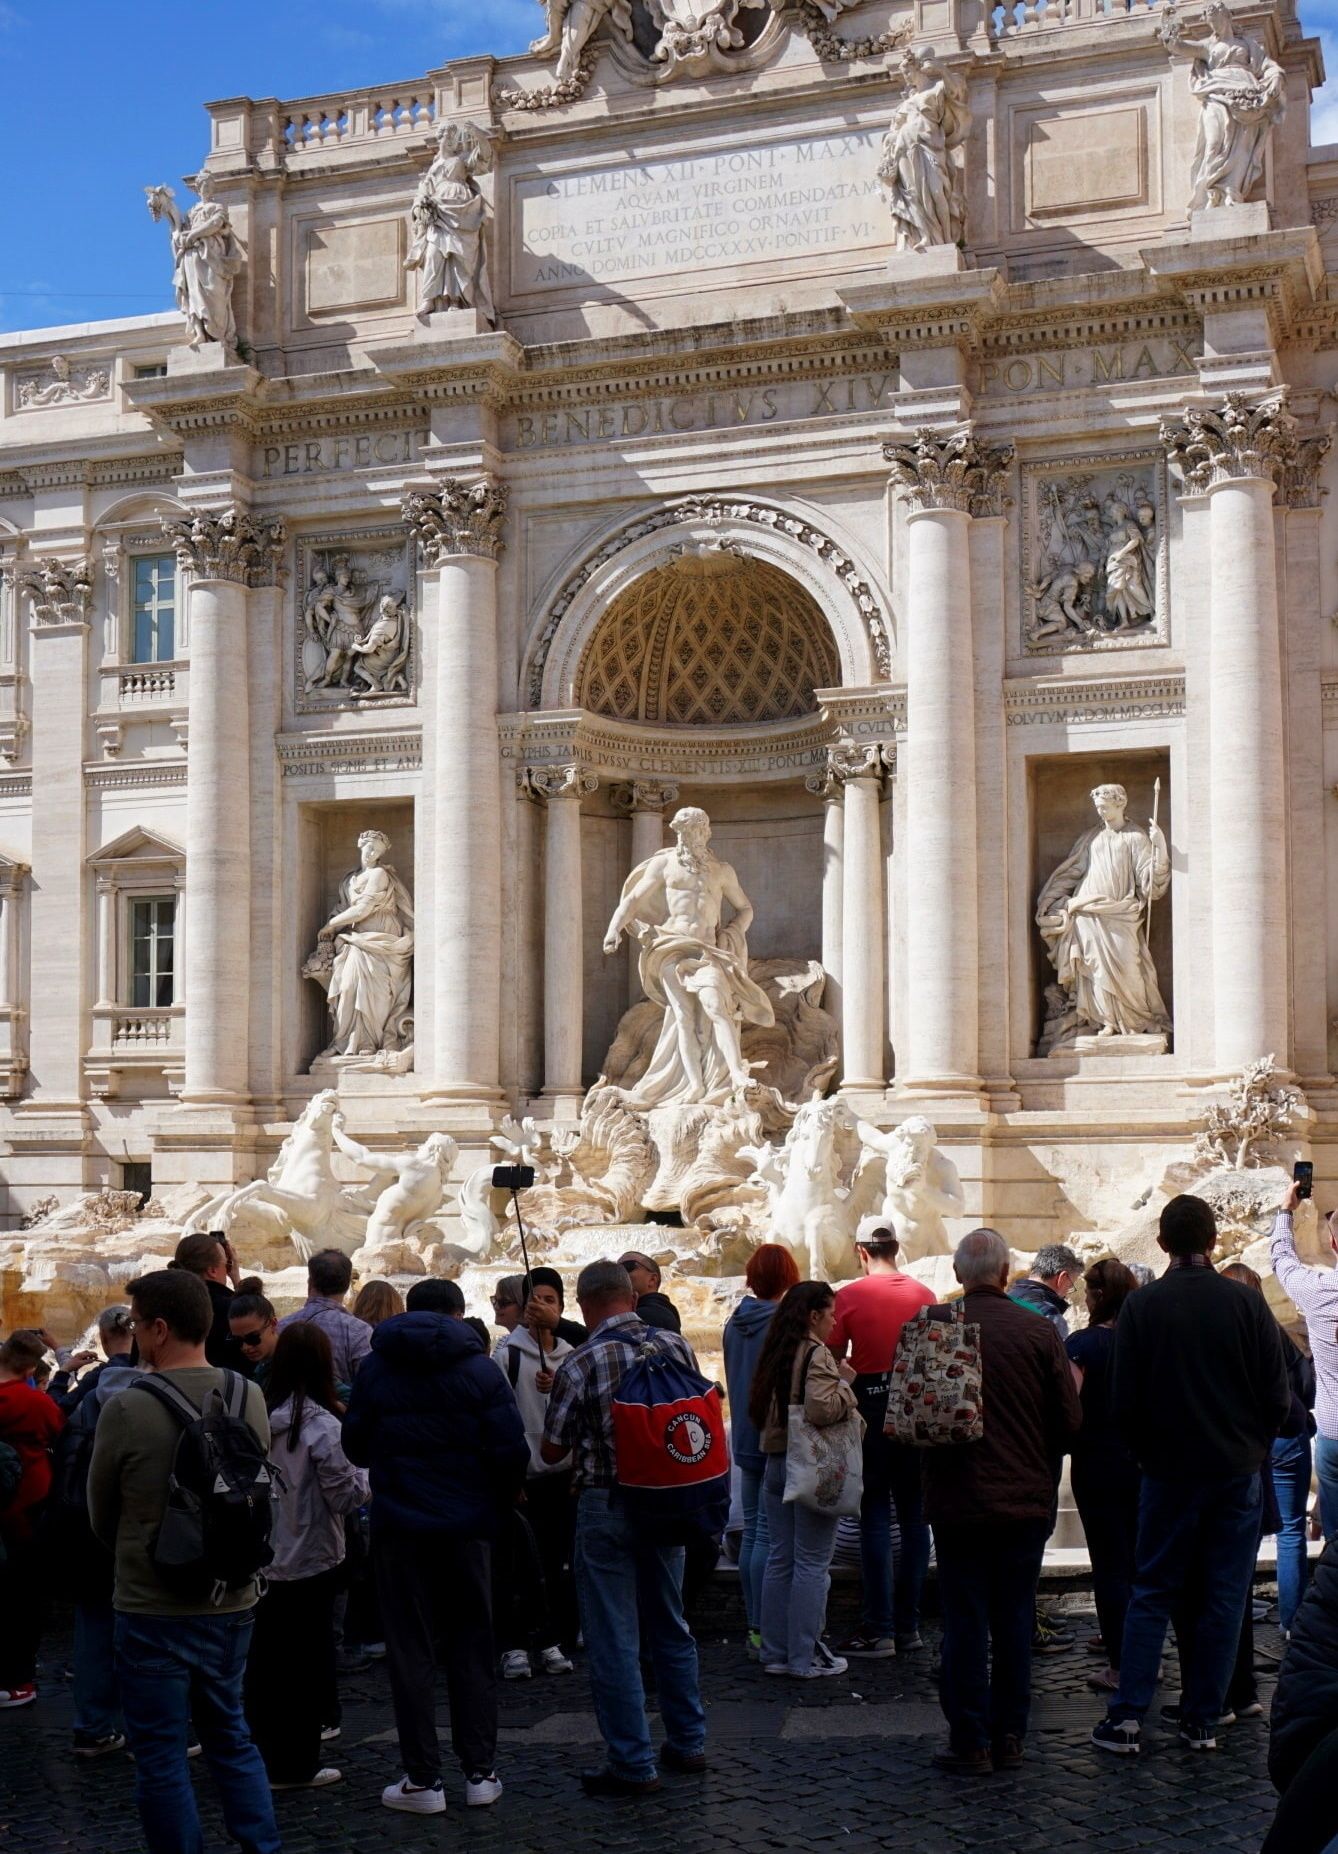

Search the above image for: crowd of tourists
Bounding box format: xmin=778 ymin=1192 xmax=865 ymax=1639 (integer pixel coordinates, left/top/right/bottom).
xmin=0 ymin=1193 xmax=1336 ymax=1851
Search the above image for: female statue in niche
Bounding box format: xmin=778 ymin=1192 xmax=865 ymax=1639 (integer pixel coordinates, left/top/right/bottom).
xmin=305 ymin=831 xmax=414 ymax=1064
xmin=877 ymin=48 xmax=971 ymax=252
xmin=1161 ymin=1 xmax=1285 ymax=211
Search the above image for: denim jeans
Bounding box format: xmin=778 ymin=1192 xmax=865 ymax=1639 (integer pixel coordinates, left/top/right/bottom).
xmin=1072 ymin=1463 xmax=1140 ymax=1672
xmin=932 ymin=1519 xmax=1050 ymax=1752
xmin=115 ymin=1609 xmax=280 ymax=1854
xmin=852 ymin=1378 xmax=929 ymax=1638
xmin=737 ymin=1465 xmax=770 ymax=1633
xmin=759 ymin=1453 xmax=841 ymax=1674
xmin=1111 ymin=1472 xmax=1262 ymax=1728
xmin=1273 ymin=1433 xmax=1313 ymax=1634
xmin=73 ymin=1600 xmax=120 ymax=1738
xmin=573 ymin=1487 xmax=706 ymax=1782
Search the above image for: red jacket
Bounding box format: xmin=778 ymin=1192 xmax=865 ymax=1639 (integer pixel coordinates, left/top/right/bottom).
xmin=0 ymin=1378 xmax=65 ymax=1543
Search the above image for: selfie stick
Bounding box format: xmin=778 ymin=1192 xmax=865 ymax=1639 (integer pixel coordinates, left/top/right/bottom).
xmin=510 ymin=1182 xmax=534 ymax=1286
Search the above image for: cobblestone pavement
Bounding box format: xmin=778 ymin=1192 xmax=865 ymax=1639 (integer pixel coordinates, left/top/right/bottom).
xmin=16 ymin=1602 xmax=1282 ymax=1854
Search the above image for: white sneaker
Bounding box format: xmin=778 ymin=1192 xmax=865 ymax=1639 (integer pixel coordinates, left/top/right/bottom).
xmin=465 ymin=1770 xmax=503 ymax=1807
xmin=540 ymin=1646 xmax=574 ymax=1675
xmin=382 ymin=1776 xmax=446 ymax=1815
xmin=795 ymin=1653 xmax=849 ymax=1680
xmin=501 ymin=1650 xmax=531 ymax=1680
xmin=272 ymin=1767 xmax=342 ymax=1791
xmin=320 ymin=1724 xmax=341 ymax=1742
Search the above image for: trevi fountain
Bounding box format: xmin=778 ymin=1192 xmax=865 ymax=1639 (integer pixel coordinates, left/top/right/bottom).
xmin=0 ymin=0 xmax=1335 ymax=1354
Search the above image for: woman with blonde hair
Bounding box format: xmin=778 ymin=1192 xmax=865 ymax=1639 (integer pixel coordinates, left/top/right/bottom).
xmin=352 ymin=1280 xmax=404 ymax=1328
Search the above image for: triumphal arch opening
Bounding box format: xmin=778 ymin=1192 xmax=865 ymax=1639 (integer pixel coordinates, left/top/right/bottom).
xmin=1 ymin=0 xmax=1336 ymax=1332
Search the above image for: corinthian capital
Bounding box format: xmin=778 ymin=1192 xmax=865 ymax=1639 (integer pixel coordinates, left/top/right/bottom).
xmin=826 ymin=741 xmax=887 ymax=785
xmin=522 ymin=763 xmax=598 ymax=803
xmin=403 ymin=478 xmax=508 ymax=564
xmin=163 ymin=508 xmax=287 ymax=588
xmin=1160 ymin=392 xmax=1299 ymax=494
xmin=884 ymin=425 xmax=1014 ymax=518
xmin=19 ymin=556 xmax=94 ymax=627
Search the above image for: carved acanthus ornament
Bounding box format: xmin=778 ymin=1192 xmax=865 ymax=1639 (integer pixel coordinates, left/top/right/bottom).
xmin=164 ymin=509 xmax=287 ymax=588
xmin=1159 ymin=392 xmax=1298 ymax=494
xmin=611 ymin=779 xmax=681 ymax=815
xmin=1279 ymin=429 xmax=1332 ymax=510
xmin=797 ymin=0 xmax=911 ymax=61
xmin=522 ymin=764 xmax=599 ymax=803
xmin=826 ymin=740 xmax=887 ymax=785
xmin=403 ymin=480 xmax=508 ymax=564
xmin=885 ymin=427 xmax=1015 ymax=518
xmin=19 ymin=557 xmax=94 ymax=627
xmin=648 ymin=0 xmax=769 ymax=77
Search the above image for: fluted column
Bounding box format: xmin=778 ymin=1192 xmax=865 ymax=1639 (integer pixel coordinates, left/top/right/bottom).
xmin=165 ymin=510 xmax=285 ymax=1105
xmin=612 ymin=780 xmax=678 ymax=1004
xmin=805 ymin=766 xmax=844 ymax=1033
xmin=405 ymin=481 xmax=508 ymax=1104
xmin=1162 ymin=395 xmax=1297 ymax=1072
xmin=528 ymin=764 xmax=597 ymax=1111
xmin=885 ymin=426 xmax=1012 ymax=1095
xmin=831 ymin=745 xmax=885 ymax=1092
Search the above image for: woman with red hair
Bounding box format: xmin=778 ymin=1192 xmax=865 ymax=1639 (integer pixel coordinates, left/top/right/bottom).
xmin=723 ymin=1244 xmax=800 ymax=1654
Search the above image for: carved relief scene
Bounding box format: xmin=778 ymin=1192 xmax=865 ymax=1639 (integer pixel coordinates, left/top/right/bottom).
xmin=295 ymin=531 xmax=413 ymax=709
xmin=1023 ymin=456 xmax=1167 ymax=654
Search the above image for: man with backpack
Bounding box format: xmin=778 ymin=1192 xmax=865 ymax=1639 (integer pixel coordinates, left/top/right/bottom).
xmin=540 ymin=1259 xmax=713 ymax=1798
xmin=87 ymin=1269 xmax=281 ymax=1854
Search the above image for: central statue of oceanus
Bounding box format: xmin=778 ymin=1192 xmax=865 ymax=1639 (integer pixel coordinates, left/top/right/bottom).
xmin=602 ymin=805 xmax=775 ymax=1107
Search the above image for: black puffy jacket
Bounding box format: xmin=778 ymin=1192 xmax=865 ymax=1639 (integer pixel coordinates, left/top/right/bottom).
xmin=342 ymin=1312 xmax=528 ymax=1538
xmin=1270 ymin=1539 xmax=1338 ymax=1792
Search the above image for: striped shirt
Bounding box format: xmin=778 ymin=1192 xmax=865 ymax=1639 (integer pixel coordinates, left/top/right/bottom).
xmin=1271 ymin=1210 xmax=1338 ymax=1440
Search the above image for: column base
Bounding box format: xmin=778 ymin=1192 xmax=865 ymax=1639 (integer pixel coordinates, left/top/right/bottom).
xmin=894 ymin=1075 xmax=990 ymax=1113
xmin=418 ymin=1087 xmax=508 ymax=1136
xmin=538 ymin=1086 xmax=586 ymax=1123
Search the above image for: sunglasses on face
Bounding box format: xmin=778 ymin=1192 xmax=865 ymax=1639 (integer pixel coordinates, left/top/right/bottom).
xmin=237 ymin=1329 xmax=269 ymax=1349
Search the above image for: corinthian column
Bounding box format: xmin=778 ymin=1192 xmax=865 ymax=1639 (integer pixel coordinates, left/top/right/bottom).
xmin=830 ymin=744 xmax=886 ymax=1093
xmin=527 ymin=764 xmax=598 ymax=1112
xmin=165 ymin=510 xmax=285 ymax=1105
xmin=885 ymin=426 xmax=1012 ymax=1096
xmin=805 ymin=766 xmax=844 ymax=1033
xmin=1162 ymin=394 xmax=1293 ymax=1073
xmin=405 ymin=480 xmax=508 ymax=1105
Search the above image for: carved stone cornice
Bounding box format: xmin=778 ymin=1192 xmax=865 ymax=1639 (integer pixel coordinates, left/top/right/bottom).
xmin=403 ymin=479 xmax=508 ymax=564
xmin=1159 ymin=391 xmax=1298 ymax=494
xmin=521 ymin=763 xmax=598 ymax=803
xmin=19 ymin=556 xmax=94 ymax=628
xmin=610 ymin=779 xmax=680 ymax=814
xmin=884 ymin=426 xmax=1014 ymax=518
xmin=163 ymin=508 xmax=287 ymax=587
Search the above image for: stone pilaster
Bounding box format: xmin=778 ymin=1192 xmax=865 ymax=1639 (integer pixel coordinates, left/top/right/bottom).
xmin=405 ymin=478 xmax=508 ymax=1109
xmin=1161 ymin=394 xmax=1292 ymax=1075
xmin=165 ymin=509 xmax=285 ymax=1107
xmin=829 ymin=743 xmax=886 ymax=1094
xmin=19 ymin=556 xmax=93 ymax=1118
xmin=525 ymin=763 xmax=598 ymax=1114
xmin=886 ymin=426 xmax=1012 ymax=1097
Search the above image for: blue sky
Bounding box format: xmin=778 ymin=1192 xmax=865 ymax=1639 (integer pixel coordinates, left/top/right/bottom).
xmin=1 ymin=0 xmax=1337 ymax=335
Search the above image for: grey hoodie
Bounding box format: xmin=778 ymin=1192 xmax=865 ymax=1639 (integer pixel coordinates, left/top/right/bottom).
xmin=267 ymin=1397 xmax=370 ymax=1581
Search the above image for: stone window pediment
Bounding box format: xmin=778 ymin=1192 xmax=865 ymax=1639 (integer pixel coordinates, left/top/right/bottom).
xmin=577 ymin=548 xmax=840 ymax=728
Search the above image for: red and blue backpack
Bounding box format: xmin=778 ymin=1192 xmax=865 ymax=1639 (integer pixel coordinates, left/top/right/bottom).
xmin=606 ymin=1331 xmax=731 ymax=1547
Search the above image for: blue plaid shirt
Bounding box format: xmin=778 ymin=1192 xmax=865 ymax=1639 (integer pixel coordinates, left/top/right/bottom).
xmin=542 ymin=1311 xmax=696 ymax=1489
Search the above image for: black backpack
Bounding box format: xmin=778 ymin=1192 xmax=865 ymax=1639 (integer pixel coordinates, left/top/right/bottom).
xmin=137 ymin=1372 xmax=277 ymax=1604
xmin=52 ymin=1387 xmax=102 ymax=1513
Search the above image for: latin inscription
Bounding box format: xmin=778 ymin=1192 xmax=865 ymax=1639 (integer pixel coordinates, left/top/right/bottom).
xmin=260 ymin=430 xmax=425 ymax=478
xmin=512 ymin=372 xmax=898 ymax=450
xmin=979 ymin=337 xmax=1199 ymax=395
xmin=513 ymin=132 xmax=886 ymax=294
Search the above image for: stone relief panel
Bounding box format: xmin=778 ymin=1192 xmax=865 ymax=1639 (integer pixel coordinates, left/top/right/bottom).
xmin=1021 ymin=452 xmax=1167 ymax=657
xmin=293 ymin=528 xmax=414 ymax=714
xmin=14 ymin=356 xmax=112 ymax=412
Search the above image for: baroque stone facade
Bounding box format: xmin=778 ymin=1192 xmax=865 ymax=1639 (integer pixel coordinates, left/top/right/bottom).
xmin=0 ymin=0 xmax=1336 ymax=1314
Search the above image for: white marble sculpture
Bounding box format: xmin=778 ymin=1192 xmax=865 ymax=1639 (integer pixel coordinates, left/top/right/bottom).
xmin=647 ymin=0 xmax=769 ymax=75
xmin=855 ymin=1115 xmax=965 ymax=1262
xmin=330 ymin=1118 xmax=457 ymax=1260
xmin=877 ymin=48 xmax=971 ymax=252
xmin=186 ymin=1091 xmax=368 ymax=1261
xmin=405 ymin=124 xmax=495 ymax=324
xmin=743 ymin=1097 xmax=873 ymax=1283
xmin=602 ymin=805 xmax=775 ymax=1108
xmin=1161 ymin=2 xmax=1285 ymax=211
xmin=145 ymin=175 xmax=244 ymax=353
xmin=1036 ymin=784 xmax=1171 ymax=1052
xmin=17 ymin=356 xmax=111 ymax=409
xmin=531 ymin=0 xmax=632 ymax=81
xmin=304 ymin=831 xmax=414 ymax=1067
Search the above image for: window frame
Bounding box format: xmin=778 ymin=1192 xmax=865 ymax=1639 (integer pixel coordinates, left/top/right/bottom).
xmin=130 ymin=551 xmax=178 ymax=665
xmin=128 ymin=892 xmax=177 ymax=1010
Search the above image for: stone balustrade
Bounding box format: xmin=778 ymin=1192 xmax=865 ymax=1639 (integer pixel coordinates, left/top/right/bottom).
xmin=990 ymin=0 xmax=1167 ymax=39
xmin=280 ymin=88 xmax=437 ymax=153
xmin=118 ymin=666 xmax=176 ymax=704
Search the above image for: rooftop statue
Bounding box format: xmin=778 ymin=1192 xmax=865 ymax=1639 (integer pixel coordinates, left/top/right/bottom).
xmin=145 ymin=174 xmax=244 ymax=354
xmin=405 ymin=124 xmax=496 ymax=324
xmin=1160 ymin=0 xmax=1286 ymax=210
xmin=877 ymin=48 xmax=971 ymax=252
